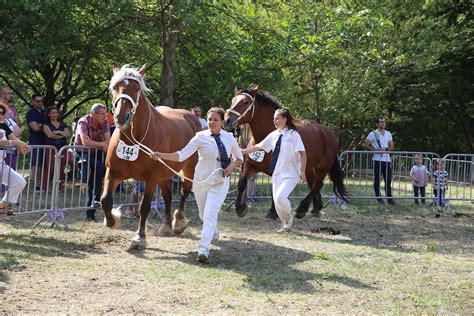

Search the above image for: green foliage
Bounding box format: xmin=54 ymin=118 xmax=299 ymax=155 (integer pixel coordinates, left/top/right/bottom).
xmin=0 ymin=0 xmax=471 ymax=153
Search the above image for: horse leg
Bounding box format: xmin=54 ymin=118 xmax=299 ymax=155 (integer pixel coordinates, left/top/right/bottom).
xmin=157 ymin=179 xmax=173 ymax=237
xmin=101 ymin=168 xmax=122 ymax=229
xmin=295 ymin=168 xmax=315 ymax=219
xmin=311 ymin=191 xmax=323 ymax=217
xmin=128 ymin=182 xmax=155 ymax=252
xmin=172 ymin=177 xmax=191 ymax=235
xmin=235 ymin=176 xmax=249 ymax=217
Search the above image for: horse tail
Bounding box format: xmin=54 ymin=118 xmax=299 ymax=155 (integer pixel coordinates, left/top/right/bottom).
xmin=329 ymin=156 xmax=350 ymax=202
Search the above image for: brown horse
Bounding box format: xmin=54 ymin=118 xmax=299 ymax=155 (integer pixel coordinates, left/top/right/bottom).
xmin=224 ymin=86 xmax=348 ymax=219
xmin=101 ymin=64 xmax=201 ymax=250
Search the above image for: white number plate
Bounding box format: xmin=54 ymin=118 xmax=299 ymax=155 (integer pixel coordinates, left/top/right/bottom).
xmin=249 ymin=150 xmax=265 ymax=162
xmin=116 ymin=140 xmax=140 ymax=161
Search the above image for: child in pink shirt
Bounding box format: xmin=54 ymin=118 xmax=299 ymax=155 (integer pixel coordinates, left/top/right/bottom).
xmin=410 ymin=154 xmax=429 ymax=205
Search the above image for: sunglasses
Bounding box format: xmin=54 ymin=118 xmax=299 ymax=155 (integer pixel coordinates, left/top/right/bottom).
xmin=0 ymin=111 xmax=5 ymax=115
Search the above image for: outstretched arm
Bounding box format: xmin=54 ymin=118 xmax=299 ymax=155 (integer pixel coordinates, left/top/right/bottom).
xmin=150 ymin=151 xmax=179 ymax=161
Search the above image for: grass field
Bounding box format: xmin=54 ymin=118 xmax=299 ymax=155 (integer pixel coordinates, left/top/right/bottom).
xmin=1 ymin=199 xmax=473 ymax=314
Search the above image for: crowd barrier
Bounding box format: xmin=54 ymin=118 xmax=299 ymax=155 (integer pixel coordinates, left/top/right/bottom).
xmin=0 ymin=145 xmax=472 ymax=228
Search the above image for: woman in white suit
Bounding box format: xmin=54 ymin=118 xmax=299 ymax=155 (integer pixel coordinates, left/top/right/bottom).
xmin=243 ymin=108 xmax=306 ymax=232
xmin=151 ymin=107 xmax=243 ymax=263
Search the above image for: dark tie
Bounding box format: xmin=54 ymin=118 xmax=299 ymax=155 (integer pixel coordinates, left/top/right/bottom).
xmin=268 ymin=134 xmax=282 ymax=175
xmin=211 ymin=134 xmax=230 ymax=170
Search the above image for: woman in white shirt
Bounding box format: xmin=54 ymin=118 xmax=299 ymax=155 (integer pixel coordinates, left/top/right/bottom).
xmin=151 ymin=107 xmax=243 ymax=263
xmin=243 ymin=108 xmax=306 ymax=232
xmin=0 ymin=102 xmax=31 ymax=216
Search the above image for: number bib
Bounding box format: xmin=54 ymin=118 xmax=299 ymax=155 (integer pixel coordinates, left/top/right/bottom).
xmin=116 ymin=140 xmax=140 ymax=161
xmin=249 ymin=150 xmax=265 ymax=162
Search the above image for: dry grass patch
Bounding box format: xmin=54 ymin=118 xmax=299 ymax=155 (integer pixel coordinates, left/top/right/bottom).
xmin=1 ymin=200 xmax=473 ymax=314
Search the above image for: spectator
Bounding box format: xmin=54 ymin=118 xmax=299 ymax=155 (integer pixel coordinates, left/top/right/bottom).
xmin=191 ymin=106 xmax=207 ymax=129
xmin=42 ymin=106 xmax=70 ymax=191
xmin=75 ymin=103 xmax=110 ymax=222
xmin=0 ymin=102 xmax=31 ymax=216
xmin=26 ymin=94 xmax=47 ymax=192
xmin=243 ymin=108 xmax=306 ymax=233
xmin=107 ymin=107 xmax=116 ymax=135
xmin=410 ymin=154 xmax=429 ymax=206
xmin=151 ymin=107 xmax=243 ymax=263
xmin=364 ymin=116 xmax=396 ymax=205
xmin=1 ymin=86 xmax=22 ymax=172
xmin=124 ymin=181 xmax=144 ymax=218
xmin=432 ymin=161 xmax=449 ymax=207
xmin=247 ymin=174 xmax=258 ymax=202
xmin=1 ymin=86 xmax=22 ymax=127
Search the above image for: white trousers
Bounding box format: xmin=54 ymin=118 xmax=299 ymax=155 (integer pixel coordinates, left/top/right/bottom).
xmin=193 ymin=179 xmax=229 ymax=253
xmin=272 ymin=175 xmax=299 ymax=224
xmin=1 ymin=163 xmax=26 ymax=203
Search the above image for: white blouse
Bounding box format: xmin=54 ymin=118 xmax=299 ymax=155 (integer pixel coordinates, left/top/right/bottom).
xmin=257 ymin=127 xmax=305 ymax=178
xmin=177 ymin=129 xmax=243 ymax=186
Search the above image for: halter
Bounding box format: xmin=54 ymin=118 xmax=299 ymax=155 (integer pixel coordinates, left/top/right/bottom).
xmin=112 ymin=76 xmax=142 ymax=117
xmin=226 ymin=92 xmax=255 ymax=122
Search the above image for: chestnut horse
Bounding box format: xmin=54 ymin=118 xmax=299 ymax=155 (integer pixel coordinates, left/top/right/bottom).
xmin=101 ymin=64 xmax=201 ymax=250
xmin=224 ymin=86 xmax=348 ymax=219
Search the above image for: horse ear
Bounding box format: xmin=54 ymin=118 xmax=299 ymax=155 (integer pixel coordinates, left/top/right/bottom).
xmin=138 ymin=64 xmax=148 ymax=76
xmin=112 ymin=62 xmax=120 ymax=74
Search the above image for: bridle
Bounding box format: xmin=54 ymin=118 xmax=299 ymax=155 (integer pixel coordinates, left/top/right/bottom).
xmin=226 ymin=92 xmax=255 ymax=122
xmin=112 ymin=76 xmax=150 ymax=144
xmin=112 ymin=76 xmax=142 ymax=118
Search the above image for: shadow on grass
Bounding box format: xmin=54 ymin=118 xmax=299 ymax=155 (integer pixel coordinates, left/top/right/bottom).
xmin=0 ymin=232 xmax=105 ymax=294
xmin=228 ymin=199 xmax=474 ymax=256
xmin=135 ymin=237 xmax=376 ymax=294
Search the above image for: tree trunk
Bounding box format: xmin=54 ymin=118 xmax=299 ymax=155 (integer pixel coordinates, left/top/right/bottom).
xmin=159 ymin=0 xmax=180 ymax=107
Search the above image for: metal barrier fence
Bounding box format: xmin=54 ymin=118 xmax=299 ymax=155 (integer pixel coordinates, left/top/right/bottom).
xmin=1 ymin=145 xmax=472 ymax=227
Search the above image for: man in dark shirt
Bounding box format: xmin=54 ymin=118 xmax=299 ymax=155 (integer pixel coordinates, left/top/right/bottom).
xmin=26 ymin=94 xmax=47 ymax=192
xmin=75 ymin=103 xmax=110 ymax=221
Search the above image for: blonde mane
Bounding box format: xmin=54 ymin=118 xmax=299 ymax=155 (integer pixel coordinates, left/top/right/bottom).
xmin=109 ymin=64 xmax=152 ymax=94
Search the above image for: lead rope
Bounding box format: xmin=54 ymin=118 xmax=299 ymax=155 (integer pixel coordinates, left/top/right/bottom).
xmin=119 ymin=100 xmax=229 ymax=185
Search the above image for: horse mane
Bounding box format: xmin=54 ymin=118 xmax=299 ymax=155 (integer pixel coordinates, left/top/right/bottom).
xmin=238 ymin=88 xmax=281 ymax=110
xmin=238 ymin=87 xmax=318 ymax=127
xmin=109 ymin=64 xmax=152 ymax=94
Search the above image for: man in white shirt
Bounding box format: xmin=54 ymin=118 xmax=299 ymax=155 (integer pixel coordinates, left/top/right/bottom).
xmin=191 ymin=106 xmax=207 ymax=129
xmin=364 ymin=116 xmax=396 ymax=205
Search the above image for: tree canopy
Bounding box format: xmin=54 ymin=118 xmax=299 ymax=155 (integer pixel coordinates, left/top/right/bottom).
xmin=0 ymin=0 xmax=472 ymax=154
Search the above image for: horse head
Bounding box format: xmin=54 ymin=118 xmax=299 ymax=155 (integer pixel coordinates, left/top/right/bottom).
xmin=109 ymin=63 xmax=151 ymax=130
xmin=224 ymin=85 xmax=259 ymax=131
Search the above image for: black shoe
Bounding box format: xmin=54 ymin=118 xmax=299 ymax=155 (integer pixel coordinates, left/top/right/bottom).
xmin=387 ymin=199 xmax=397 ymax=205
xmin=90 ymin=200 xmax=101 ymax=208
xmin=86 ymin=216 xmax=98 ymax=222
xmin=377 ymin=200 xmax=385 ymax=205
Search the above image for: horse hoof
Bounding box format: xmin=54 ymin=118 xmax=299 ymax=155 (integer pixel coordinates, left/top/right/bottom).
xmin=157 ymin=223 xmax=172 ymax=237
xmin=127 ymin=235 xmax=147 ymax=252
xmin=103 ymin=208 xmax=122 ymax=229
xmin=295 ymin=212 xmax=306 ymax=219
xmin=264 ymin=210 xmax=278 ymax=220
xmin=172 ymin=209 xmax=188 ymax=235
xmin=235 ymin=203 xmax=248 ymax=217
